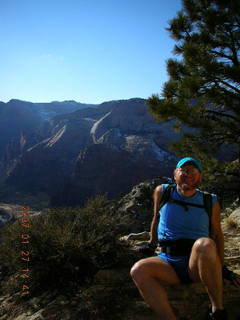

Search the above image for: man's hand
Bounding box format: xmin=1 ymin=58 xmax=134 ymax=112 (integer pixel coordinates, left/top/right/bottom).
xmin=134 ymin=242 xmax=157 ymax=256
xmin=222 ymin=265 xmax=240 ymax=288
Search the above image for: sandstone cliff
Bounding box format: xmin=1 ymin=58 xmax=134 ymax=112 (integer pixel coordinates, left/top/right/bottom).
xmin=3 ymin=99 xmax=183 ymax=207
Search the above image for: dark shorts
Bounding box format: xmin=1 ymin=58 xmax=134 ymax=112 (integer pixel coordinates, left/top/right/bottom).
xmin=157 ymin=252 xmax=193 ymax=284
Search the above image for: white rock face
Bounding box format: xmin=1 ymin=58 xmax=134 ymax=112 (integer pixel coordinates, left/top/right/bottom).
xmin=46 ymin=125 xmax=66 ymax=148
xmin=88 ymin=99 xmax=181 ymax=167
xmin=90 ymin=111 xmax=112 ymax=143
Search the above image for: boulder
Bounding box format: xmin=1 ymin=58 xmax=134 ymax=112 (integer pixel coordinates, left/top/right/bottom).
xmin=0 ymin=203 xmax=41 ymax=229
xmin=229 ymin=207 xmax=240 ymax=226
xmin=0 ymin=205 xmax=15 ymax=227
xmin=116 ymin=177 xmax=170 ymax=233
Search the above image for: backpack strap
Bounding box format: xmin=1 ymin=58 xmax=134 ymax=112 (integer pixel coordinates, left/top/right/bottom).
xmin=203 ymin=191 xmax=213 ymax=234
xmin=168 ymin=199 xmax=206 ymax=211
xmin=158 ymin=184 xmax=176 ymax=213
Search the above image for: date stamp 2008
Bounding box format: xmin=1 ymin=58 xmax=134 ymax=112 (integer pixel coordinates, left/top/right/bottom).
xmin=19 ymin=206 xmax=31 ymax=295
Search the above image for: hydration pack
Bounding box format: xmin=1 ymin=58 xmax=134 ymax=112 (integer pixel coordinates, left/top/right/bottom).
xmin=158 ymin=184 xmax=213 ymax=232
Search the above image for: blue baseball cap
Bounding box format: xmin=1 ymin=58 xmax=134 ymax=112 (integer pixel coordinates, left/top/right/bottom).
xmin=176 ymin=157 xmax=203 ymax=172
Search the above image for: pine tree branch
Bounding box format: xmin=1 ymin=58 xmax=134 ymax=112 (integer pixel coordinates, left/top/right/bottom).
xmin=210 ymin=50 xmax=236 ymax=64
xmin=217 ymin=79 xmax=240 ymax=94
xmin=226 ymin=25 xmax=239 ymax=66
xmin=205 ymin=110 xmax=238 ymax=121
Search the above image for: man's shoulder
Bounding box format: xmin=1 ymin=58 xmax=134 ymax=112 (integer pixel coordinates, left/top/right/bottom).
xmin=197 ymin=188 xmax=217 ymax=197
xmin=197 ymin=189 xmax=218 ymax=206
xmin=155 ymin=183 xmax=175 ymax=193
xmin=154 ymin=184 xmax=163 ymax=193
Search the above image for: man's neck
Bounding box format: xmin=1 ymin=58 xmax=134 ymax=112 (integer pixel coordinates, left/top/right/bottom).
xmin=177 ymin=185 xmax=197 ymax=198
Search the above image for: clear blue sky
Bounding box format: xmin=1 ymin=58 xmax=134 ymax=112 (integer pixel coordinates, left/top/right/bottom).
xmin=0 ymin=0 xmax=182 ymax=104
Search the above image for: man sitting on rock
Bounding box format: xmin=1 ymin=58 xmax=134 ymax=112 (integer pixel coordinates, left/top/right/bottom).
xmin=130 ymin=157 xmax=240 ymax=320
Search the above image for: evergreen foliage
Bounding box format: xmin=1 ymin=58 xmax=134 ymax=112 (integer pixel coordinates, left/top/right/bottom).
xmin=147 ymin=0 xmax=240 ymax=198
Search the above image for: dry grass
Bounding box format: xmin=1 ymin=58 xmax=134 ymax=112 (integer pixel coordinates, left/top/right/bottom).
xmin=223 ymin=216 xmax=239 ymax=231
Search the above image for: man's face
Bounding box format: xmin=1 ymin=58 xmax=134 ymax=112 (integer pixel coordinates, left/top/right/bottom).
xmin=174 ymin=163 xmax=202 ymax=191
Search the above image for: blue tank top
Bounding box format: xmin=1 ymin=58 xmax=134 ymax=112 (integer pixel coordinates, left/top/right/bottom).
xmin=158 ymin=184 xmax=218 ymax=241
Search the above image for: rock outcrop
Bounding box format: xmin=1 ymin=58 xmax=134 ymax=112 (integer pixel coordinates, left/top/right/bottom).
xmin=0 ymin=203 xmax=40 ymax=229
xmin=228 ymin=207 xmax=240 ymax=224
xmin=0 ymin=205 xmax=16 ymax=228
xmin=115 ymin=177 xmax=170 ymax=233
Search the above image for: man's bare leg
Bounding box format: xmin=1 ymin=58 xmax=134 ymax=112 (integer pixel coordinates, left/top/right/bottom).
xmin=189 ymin=238 xmax=223 ymax=312
xmin=130 ymin=257 xmax=181 ymax=320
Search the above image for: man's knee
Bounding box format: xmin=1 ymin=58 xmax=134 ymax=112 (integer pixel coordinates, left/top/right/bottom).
xmin=130 ymin=259 xmax=149 ymax=283
xmin=192 ymin=237 xmax=217 ymax=257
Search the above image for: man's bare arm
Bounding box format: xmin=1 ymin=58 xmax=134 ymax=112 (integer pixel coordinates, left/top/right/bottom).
xmin=210 ymin=200 xmax=224 ymax=265
xmin=149 ymin=185 xmax=163 ymax=246
xmin=211 ymin=201 xmax=240 ymax=287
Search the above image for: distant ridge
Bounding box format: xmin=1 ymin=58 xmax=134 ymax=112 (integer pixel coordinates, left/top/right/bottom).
xmin=0 ymin=98 xmax=182 ymax=207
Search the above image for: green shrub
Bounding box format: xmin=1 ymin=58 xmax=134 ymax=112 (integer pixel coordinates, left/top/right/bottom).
xmin=0 ymin=195 xmax=130 ymax=295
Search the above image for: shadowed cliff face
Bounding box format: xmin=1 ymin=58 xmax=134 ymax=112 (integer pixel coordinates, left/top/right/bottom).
xmin=3 ymin=98 xmax=182 ymax=206
xmin=5 ymin=119 xmax=94 ymax=195
xmin=53 ymin=98 xmax=178 ymax=205
xmin=0 ymin=100 xmax=44 ymax=160
xmin=51 ymin=144 xmax=174 ymax=207
xmin=0 ymin=99 xmax=97 ymax=160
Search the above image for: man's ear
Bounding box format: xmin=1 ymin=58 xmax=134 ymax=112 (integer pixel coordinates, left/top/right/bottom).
xmin=171 ymin=174 xmax=176 ymax=184
xmin=173 ymin=169 xmax=178 ymax=181
xmin=196 ymin=172 xmax=203 ymax=188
